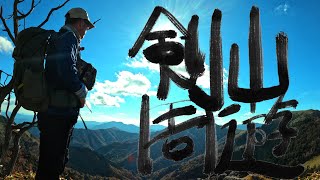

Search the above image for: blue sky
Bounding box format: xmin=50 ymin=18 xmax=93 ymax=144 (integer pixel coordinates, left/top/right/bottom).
xmin=0 ymin=0 xmax=319 ymax=126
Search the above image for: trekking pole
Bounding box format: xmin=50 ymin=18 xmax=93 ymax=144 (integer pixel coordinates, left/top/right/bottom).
xmin=85 ymin=102 xmax=92 ymax=113
xmin=78 ymin=113 xmax=88 ymax=130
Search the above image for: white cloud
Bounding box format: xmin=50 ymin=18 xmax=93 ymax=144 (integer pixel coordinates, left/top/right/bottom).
xmin=98 ymin=71 xmax=151 ymax=96
xmin=196 ymin=109 xmax=206 ymax=116
xmin=1 ymin=97 xmax=16 ymax=114
xmin=1 ymin=96 xmax=35 ymax=117
xmin=170 ymin=61 xmax=189 ymax=77
xmin=164 ymin=62 xmax=228 ymax=89
xmin=126 ymin=54 xmax=229 ymax=89
xmin=126 ymin=53 xmax=189 ymax=76
xmin=89 ymin=92 xmax=125 ymax=108
xmin=196 ymin=64 xmax=228 ymax=89
xmin=0 ymin=36 xmax=14 ymax=54
xmin=240 ymin=112 xmax=253 ymax=120
xmin=89 ymin=71 xmax=154 ymax=107
xmin=274 ymin=3 xmax=290 ymax=15
xmin=146 ymin=90 xmax=157 ymax=97
xmin=125 ymin=55 xmax=159 ymax=72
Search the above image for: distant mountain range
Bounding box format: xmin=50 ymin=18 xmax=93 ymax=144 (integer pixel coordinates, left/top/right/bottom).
xmin=14 ymin=113 xmax=166 ymax=133
xmin=71 ymin=127 xmax=139 ymax=150
xmin=14 ymin=113 xmax=255 ymax=134
xmin=75 ymin=120 xmax=167 ymax=133
xmin=154 ymin=109 xmax=320 ymax=179
xmin=77 ymin=120 xmax=261 ymax=132
xmin=1 ymin=109 xmax=320 ymax=179
xmin=69 ymin=109 xmax=320 ymax=179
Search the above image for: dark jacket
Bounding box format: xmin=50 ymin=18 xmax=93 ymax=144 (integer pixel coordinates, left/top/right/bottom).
xmin=44 ymin=26 xmax=87 ymax=117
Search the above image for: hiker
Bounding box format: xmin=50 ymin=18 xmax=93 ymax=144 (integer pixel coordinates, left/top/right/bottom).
xmin=35 ymin=7 xmax=94 ymax=180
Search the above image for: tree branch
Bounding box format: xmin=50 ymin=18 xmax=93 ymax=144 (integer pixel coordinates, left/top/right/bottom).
xmin=0 ymin=104 xmax=21 ymax=166
xmin=20 ymin=122 xmax=36 ymax=133
xmin=5 ymin=14 xmax=14 ymax=20
xmin=8 ymin=104 xmax=21 ymax=126
xmin=17 ymin=0 xmax=41 ymax=20
xmin=32 ymin=111 xmax=37 ymax=123
xmin=6 ymin=120 xmax=34 ymax=176
xmin=5 ymin=131 xmax=20 ymax=176
xmin=12 ymin=122 xmax=33 ymax=129
xmin=38 ymin=0 xmax=70 ymax=28
xmin=0 ymin=79 xmax=14 ymax=109
xmin=5 ymin=93 xmax=10 ymax=120
xmin=11 ymin=112 xmax=37 ymax=132
xmin=13 ymin=0 xmax=19 ymax=38
xmin=17 ymin=10 xmax=23 ymax=16
xmin=0 ymin=7 xmax=15 ymax=44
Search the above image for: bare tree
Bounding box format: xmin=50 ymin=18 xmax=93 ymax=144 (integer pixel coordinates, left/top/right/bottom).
xmin=0 ymin=0 xmax=70 ymax=177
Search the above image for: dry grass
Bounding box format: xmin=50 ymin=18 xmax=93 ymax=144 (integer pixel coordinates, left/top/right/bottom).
xmin=298 ymin=172 xmax=320 ymax=180
xmin=4 ymin=171 xmax=74 ymax=180
xmin=243 ymin=174 xmax=272 ymax=180
xmin=4 ymin=171 xmax=35 ymax=180
xmin=5 ymin=171 xmax=320 ymax=180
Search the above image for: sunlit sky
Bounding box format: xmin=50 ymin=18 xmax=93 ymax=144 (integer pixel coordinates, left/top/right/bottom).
xmin=0 ymin=0 xmax=319 ymax=126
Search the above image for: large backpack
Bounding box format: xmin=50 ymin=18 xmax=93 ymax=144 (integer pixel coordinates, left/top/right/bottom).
xmin=12 ymin=27 xmax=97 ymax=112
xmin=12 ymin=27 xmax=56 ymax=112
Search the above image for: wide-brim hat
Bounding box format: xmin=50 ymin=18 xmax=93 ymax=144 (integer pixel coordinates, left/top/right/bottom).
xmin=66 ymin=8 xmax=94 ymax=29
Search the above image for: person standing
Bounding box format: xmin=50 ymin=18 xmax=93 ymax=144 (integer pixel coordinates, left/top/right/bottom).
xmin=35 ymin=7 xmax=94 ymax=180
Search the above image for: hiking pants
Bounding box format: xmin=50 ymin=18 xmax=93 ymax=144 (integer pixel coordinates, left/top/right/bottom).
xmin=35 ymin=110 xmax=78 ymax=180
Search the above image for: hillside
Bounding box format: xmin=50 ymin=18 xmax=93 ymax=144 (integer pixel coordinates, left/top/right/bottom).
xmin=0 ymin=115 xmax=39 ymax=174
xmin=71 ymin=127 xmax=139 ymax=150
xmin=84 ymin=110 xmax=320 ymax=179
xmin=25 ymin=124 xmax=141 ymax=151
xmin=158 ymin=110 xmax=320 ymax=179
xmin=0 ymin=115 xmax=136 ymax=179
xmin=68 ymin=146 xmax=137 ymax=179
xmin=0 ymin=109 xmax=319 ymax=179
xmin=231 ymin=109 xmax=320 ymax=165
xmin=114 ymin=124 xmax=232 ymax=173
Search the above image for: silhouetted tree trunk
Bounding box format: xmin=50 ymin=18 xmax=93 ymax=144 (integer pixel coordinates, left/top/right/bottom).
xmin=0 ymin=0 xmax=70 ymax=177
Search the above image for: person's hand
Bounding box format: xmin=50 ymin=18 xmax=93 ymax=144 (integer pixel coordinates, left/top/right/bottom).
xmin=79 ymin=98 xmax=86 ymax=108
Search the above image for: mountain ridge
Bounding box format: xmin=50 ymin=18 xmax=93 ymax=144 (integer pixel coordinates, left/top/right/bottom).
xmin=1 ymin=109 xmax=319 ymax=179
